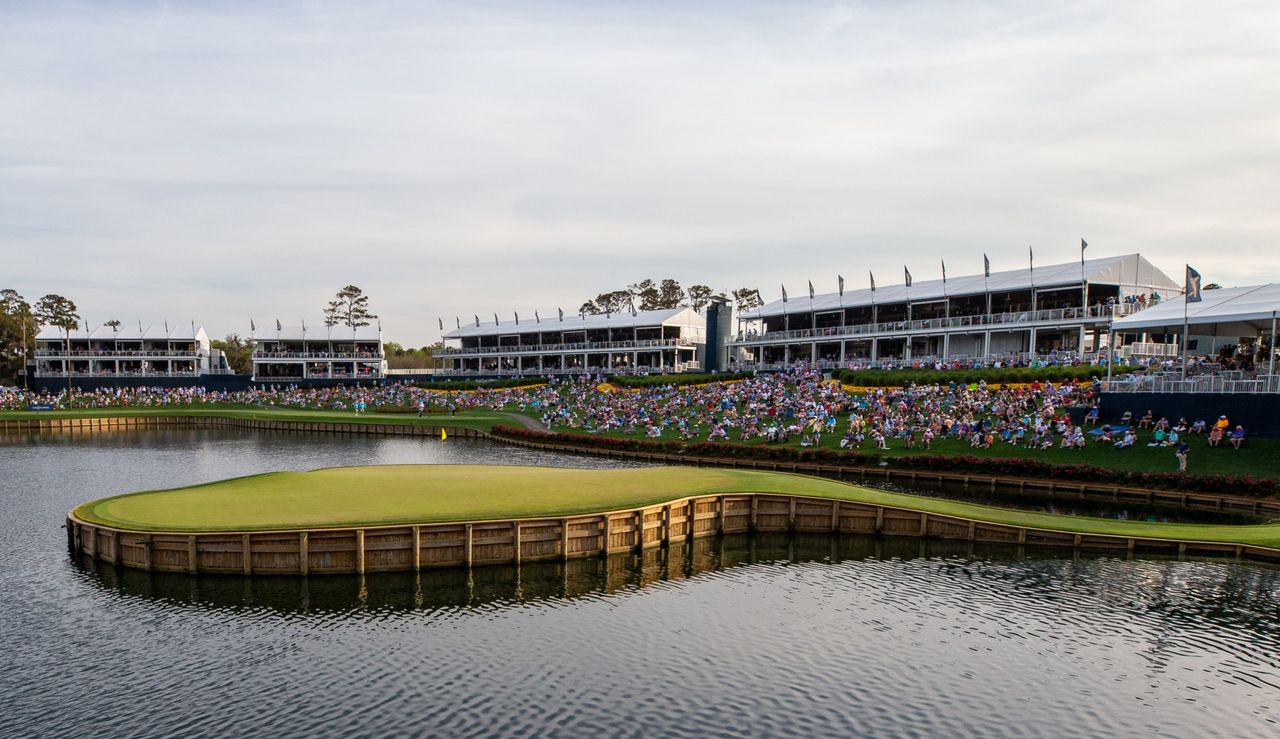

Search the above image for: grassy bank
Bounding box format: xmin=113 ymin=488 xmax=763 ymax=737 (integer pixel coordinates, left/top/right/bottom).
xmin=73 ymin=464 xmax=1280 ymax=548
xmin=0 ymin=405 xmax=512 ymax=431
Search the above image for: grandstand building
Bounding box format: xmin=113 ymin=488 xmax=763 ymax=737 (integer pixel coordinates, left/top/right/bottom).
xmin=439 ymin=308 xmax=706 ymax=376
xmin=251 ymin=324 xmax=387 ymax=381
xmin=731 ymin=254 xmax=1179 ymax=368
xmin=33 ymin=324 xmax=218 ymax=378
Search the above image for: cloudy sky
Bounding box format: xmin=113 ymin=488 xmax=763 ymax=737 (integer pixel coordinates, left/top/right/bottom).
xmin=3 ymin=0 xmax=1278 ymax=345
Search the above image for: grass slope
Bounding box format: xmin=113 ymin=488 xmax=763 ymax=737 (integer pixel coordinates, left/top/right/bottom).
xmin=74 ymin=464 xmax=1280 ymax=548
xmin=0 ymin=406 xmax=509 ymax=431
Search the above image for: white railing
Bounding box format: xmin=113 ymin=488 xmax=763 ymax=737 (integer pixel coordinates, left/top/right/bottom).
xmin=1119 ymin=342 xmax=1179 ymax=358
xmin=732 ymin=304 xmax=1138 ymax=344
xmin=35 ymin=349 xmax=200 ymax=357
xmin=253 ymin=351 xmax=385 ymax=359
xmin=35 ymin=370 xmax=202 ymax=378
xmin=439 ymin=337 xmax=695 ymax=356
xmin=1101 ymin=373 xmax=1280 ymax=394
xmin=436 ymin=362 xmax=705 ymax=377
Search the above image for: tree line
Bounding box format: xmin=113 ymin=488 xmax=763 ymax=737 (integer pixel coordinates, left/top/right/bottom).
xmin=577 ymin=279 xmax=764 ymax=316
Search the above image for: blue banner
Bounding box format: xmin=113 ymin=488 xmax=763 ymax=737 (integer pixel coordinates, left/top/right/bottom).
xmin=26 ymin=403 xmax=55 ymax=411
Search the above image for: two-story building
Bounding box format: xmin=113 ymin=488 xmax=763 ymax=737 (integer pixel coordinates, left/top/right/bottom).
xmin=34 ymin=324 xmax=213 ymax=378
xmin=731 ymin=254 xmax=1179 ymax=368
xmin=439 ymin=308 xmax=706 ymax=376
xmin=251 ymin=324 xmax=386 ymax=382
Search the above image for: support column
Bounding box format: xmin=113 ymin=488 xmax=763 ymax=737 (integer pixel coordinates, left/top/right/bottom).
xmin=871 ymin=338 xmax=878 ymax=362
xmin=942 ymin=333 xmax=950 ymax=362
xmin=1028 ymin=327 xmax=1037 ymax=360
xmin=1079 ymin=325 xmax=1087 ymax=356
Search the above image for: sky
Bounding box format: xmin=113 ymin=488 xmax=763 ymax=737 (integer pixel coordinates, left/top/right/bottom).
xmin=2 ymin=0 xmax=1278 ymax=346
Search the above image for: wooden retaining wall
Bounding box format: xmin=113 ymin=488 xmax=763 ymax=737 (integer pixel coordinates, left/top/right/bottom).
xmin=68 ymin=492 xmax=1280 ymax=576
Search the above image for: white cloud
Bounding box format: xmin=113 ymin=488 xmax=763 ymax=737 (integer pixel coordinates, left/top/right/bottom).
xmin=1 ymin=0 xmax=1278 ymax=344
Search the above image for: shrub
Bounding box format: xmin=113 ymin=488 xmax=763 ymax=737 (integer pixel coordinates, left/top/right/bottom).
xmin=609 ymin=371 xmax=757 ymax=389
xmin=413 ymin=378 xmax=547 ymax=391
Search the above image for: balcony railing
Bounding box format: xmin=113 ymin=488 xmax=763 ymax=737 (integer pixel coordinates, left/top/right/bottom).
xmin=435 ymin=362 xmax=702 ymax=377
xmin=252 ymin=351 xmax=385 ymax=359
xmin=439 ymin=337 xmax=696 ymax=356
xmin=35 ymin=370 xmax=202 ymax=378
xmin=732 ymin=304 xmax=1139 ymax=344
xmin=35 ymin=349 xmax=200 ymax=357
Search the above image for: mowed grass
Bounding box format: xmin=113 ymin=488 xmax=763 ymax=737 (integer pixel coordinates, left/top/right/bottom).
xmin=73 ymin=464 xmax=1280 ymax=548
xmin=547 ymin=422 xmax=1280 ymax=479
xmin=0 ymin=405 xmax=512 ymax=431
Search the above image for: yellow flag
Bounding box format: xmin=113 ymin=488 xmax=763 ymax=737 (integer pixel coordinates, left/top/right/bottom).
xmin=440 ymin=428 xmax=447 ymax=441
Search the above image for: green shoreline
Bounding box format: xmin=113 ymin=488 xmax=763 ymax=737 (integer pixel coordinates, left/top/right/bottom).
xmin=72 ymin=464 xmax=1280 ymax=549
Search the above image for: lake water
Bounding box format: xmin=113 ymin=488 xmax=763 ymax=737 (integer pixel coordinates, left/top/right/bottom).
xmin=2 ymin=430 xmax=1279 ymax=737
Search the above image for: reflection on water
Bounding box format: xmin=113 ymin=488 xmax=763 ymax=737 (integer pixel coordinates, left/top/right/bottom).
xmin=6 ymin=429 xmax=1280 ymax=737
xmin=77 ymin=531 xmax=1279 ymax=619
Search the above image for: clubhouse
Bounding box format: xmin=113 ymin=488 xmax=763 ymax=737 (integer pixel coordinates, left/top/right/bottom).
xmin=439 ymin=307 xmax=706 ymax=376
xmin=251 ymin=324 xmax=387 ymax=381
xmin=731 ymin=254 xmax=1179 ymax=368
xmin=34 ymin=324 xmax=220 ymax=378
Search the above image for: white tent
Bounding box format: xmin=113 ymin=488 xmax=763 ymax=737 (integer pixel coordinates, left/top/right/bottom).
xmin=1110 ymin=284 xmax=1280 ymax=336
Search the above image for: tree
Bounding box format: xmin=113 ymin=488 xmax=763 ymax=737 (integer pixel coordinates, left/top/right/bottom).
xmin=0 ymin=289 xmax=37 ymax=386
xmin=686 ymin=284 xmax=714 ymax=313
xmin=103 ymin=319 xmax=122 ymax=331
xmin=578 ymin=301 xmax=601 ymax=316
xmin=732 ymin=287 xmax=762 ymax=312
xmin=323 ymin=285 xmax=378 ymax=329
xmin=209 ymin=334 xmax=252 ymax=374
xmin=1203 ymin=283 xmax=1222 ymax=290
xmin=34 ymin=294 xmax=80 ymax=398
xmin=628 ymin=279 xmax=660 ymax=311
xmin=655 ymin=279 xmax=685 ymax=309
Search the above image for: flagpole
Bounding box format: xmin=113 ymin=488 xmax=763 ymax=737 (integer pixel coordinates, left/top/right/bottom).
xmin=1181 ymin=264 xmax=1189 ymax=380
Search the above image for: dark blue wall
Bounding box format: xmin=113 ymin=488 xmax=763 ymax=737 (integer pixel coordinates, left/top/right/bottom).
xmin=1099 ymin=392 xmax=1280 ymax=436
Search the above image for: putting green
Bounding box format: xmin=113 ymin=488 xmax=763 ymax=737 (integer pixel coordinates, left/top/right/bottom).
xmin=71 ymin=464 xmax=1280 ymax=548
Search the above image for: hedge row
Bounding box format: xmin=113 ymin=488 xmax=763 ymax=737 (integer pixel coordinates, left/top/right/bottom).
xmin=413 ymin=378 xmax=547 ymax=391
xmin=490 ymin=425 xmax=1277 ymax=497
xmin=831 ymin=365 xmax=1137 ymax=387
xmin=609 ymin=371 xmax=757 ymax=388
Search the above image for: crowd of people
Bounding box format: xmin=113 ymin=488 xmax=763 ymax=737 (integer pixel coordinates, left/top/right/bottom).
xmin=1 ymin=365 xmax=1255 ymax=472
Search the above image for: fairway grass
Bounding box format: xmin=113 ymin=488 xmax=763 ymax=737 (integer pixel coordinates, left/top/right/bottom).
xmin=73 ymin=464 xmax=1280 ymax=548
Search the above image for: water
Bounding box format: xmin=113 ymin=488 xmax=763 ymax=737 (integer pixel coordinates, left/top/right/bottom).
xmin=3 ymin=430 xmax=1279 ymax=737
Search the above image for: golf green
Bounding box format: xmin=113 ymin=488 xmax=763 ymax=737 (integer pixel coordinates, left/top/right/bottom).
xmin=72 ymin=464 xmax=1280 ymax=548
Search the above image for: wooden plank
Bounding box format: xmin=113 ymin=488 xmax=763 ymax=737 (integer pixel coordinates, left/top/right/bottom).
xmin=513 ymin=522 xmax=522 ymax=565
xmin=356 ymin=529 xmax=366 ymax=575
xmin=242 ymin=534 xmax=252 ymax=576
xmin=188 ymin=535 xmax=198 ymax=574
xmin=299 ymin=532 xmax=309 ymax=575
xmin=412 ymin=526 xmax=421 ymax=571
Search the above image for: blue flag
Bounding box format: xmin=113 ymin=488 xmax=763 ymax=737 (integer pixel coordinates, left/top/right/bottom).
xmin=1185 ymin=266 xmax=1203 ymax=303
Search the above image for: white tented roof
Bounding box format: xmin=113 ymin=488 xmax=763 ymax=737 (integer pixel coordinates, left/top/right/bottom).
xmin=1111 ymin=284 xmax=1280 ymax=335
xmin=444 ymin=307 xmax=701 ymax=339
xmin=36 ymin=324 xmax=208 ymax=342
xmin=253 ymin=323 xmax=382 ymax=342
xmin=741 ymin=254 xmax=1179 ymax=319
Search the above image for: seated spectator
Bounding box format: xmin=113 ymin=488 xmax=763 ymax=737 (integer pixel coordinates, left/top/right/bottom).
xmin=1214 ymin=415 xmax=1230 ymax=431
xmin=1115 ymin=430 xmax=1136 ymax=449
xmin=1230 ymin=426 xmax=1247 ymax=449
xmin=1138 ymin=410 xmax=1154 ymax=428
xmin=1173 ymin=417 xmax=1188 ymax=434
xmin=1084 ymin=406 xmax=1100 ymax=426
xmin=1190 ymin=419 xmax=1207 ymax=434
xmin=1208 ymin=426 xmax=1224 ymax=448
xmin=1100 ymin=426 xmax=1115 ymax=443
